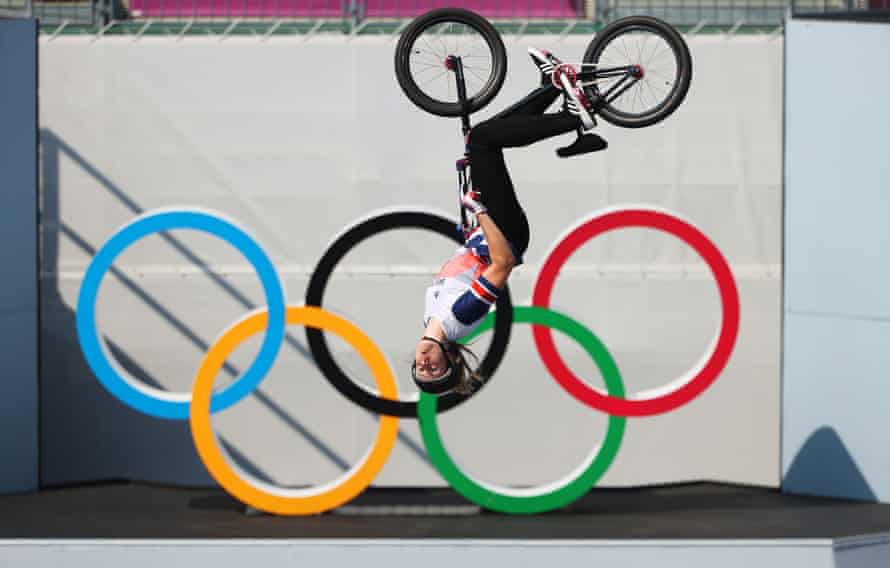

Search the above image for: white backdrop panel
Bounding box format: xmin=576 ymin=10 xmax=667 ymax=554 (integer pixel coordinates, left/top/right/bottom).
xmin=783 ymin=18 xmax=890 ymax=502
xmin=39 ymin=33 xmax=782 ymax=488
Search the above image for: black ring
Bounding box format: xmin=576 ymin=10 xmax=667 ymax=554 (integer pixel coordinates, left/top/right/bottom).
xmin=305 ymin=210 xmax=512 ymax=418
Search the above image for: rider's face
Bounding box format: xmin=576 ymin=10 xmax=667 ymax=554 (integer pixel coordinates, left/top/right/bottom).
xmin=414 ymin=338 xmax=450 ymax=380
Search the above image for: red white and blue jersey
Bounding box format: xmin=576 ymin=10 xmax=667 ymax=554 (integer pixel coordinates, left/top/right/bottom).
xmin=424 ymin=227 xmax=501 ymax=342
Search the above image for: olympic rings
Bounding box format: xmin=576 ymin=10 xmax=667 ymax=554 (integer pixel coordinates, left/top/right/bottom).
xmin=418 ymin=306 xmax=626 ymax=514
xmin=305 ymin=209 xmax=513 ymax=418
xmin=76 ymin=208 xmax=287 ymax=420
xmin=531 ymin=206 xmax=740 ymax=417
xmin=190 ymin=306 xmax=399 ymax=516
xmin=77 ymin=205 xmax=740 ymax=515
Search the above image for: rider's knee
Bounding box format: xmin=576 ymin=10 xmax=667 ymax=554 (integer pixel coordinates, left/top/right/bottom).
xmin=467 ymin=120 xmax=496 ymax=149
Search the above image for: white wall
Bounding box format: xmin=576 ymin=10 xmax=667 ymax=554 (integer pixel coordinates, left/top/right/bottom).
xmin=783 ymin=18 xmax=890 ymax=502
xmin=39 ymin=33 xmax=783 ymax=489
xmin=0 ymin=19 xmax=39 ymax=494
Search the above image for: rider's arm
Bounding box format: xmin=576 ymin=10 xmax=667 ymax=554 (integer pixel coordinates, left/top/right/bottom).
xmin=445 ymin=193 xmax=516 ymax=332
xmin=475 ymin=211 xmax=515 ymax=289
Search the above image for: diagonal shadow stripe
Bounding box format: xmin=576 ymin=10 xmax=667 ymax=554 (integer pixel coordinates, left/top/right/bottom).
xmin=47 ymin=129 xmax=433 ymax=469
xmin=109 ymin=327 xmax=352 ymax=472
xmin=219 ymin=436 xmax=278 ymax=486
xmin=109 ymin=332 xmax=347 ymax=482
xmin=45 ymin=130 xmax=292 ymax=323
xmin=61 ymin=222 xmax=353 ymax=470
xmin=64 ymin=221 xmax=433 ymax=469
xmin=61 ymin=223 xmax=240 ymax=379
xmin=251 ymin=388 xmax=351 ymax=471
xmin=394 ymin=429 xmax=431 ymax=467
xmin=106 ymin=337 xmax=167 ymax=391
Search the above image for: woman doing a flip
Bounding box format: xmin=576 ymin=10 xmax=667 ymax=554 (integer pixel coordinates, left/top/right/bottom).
xmin=412 ymin=48 xmax=607 ymax=395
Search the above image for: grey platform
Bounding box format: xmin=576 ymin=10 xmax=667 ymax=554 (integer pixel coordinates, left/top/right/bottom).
xmin=2 ymin=482 xmax=890 ymax=567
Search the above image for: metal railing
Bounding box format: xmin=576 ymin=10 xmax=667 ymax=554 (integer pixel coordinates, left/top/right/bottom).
xmin=116 ymin=0 xmax=886 ymax=23
xmin=791 ymin=0 xmax=890 ymax=15
xmin=598 ymin=0 xmax=791 ymax=25
xmin=122 ymin=0 xmax=585 ymax=20
xmin=33 ymin=0 xmax=889 ymax=35
xmin=599 ymin=0 xmax=883 ymax=25
xmin=0 ymin=0 xmax=31 ymax=18
xmin=2 ymin=0 xmax=108 ymax=24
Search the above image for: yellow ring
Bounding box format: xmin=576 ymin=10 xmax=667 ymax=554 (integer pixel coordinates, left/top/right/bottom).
xmin=189 ymin=305 xmax=399 ymax=515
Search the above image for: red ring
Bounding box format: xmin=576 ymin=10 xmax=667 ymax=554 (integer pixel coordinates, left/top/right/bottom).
xmin=531 ymin=208 xmax=740 ymax=417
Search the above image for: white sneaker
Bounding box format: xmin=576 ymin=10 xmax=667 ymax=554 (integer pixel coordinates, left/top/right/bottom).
xmin=527 ymin=47 xmax=561 ymax=83
xmin=558 ymin=72 xmax=595 ymax=131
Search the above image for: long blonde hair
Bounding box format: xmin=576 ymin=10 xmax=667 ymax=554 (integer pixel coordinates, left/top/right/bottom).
xmin=448 ymin=343 xmax=485 ymax=395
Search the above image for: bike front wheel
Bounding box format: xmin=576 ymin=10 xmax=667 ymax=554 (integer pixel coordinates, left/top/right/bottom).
xmin=582 ymin=16 xmax=692 ymax=129
xmin=394 ymin=8 xmax=508 ymax=117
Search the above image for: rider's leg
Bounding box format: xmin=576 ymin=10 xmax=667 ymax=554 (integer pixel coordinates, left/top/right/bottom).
xmin=487 ymin=84 xmax=561 ymax=121
xmin=558 ymin=72 xmax=596 ymax=131
xmin=467 ymin=143 xmax=530 ymax=261
xmin=489 ymin=46 xmax=596 ymax=127
xmin=472 ymin=112 xmax=578 ymax=150
xmin=528 ymin=47 xmax=562 ymax=84
xmin=467 ymin=112 xmax=578 ymax=258
xmin=527 ymin=47 xmax=597 ymax=131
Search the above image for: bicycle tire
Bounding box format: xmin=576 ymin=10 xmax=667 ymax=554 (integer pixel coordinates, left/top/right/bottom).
xmin=394 ymin=8 xmax=507 ymax=117
xmin=583 ymin=16 xmax=692 ymax=129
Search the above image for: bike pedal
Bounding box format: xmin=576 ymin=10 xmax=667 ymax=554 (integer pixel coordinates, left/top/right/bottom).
xmin=556 ymin=133 xmax=608 ymax=158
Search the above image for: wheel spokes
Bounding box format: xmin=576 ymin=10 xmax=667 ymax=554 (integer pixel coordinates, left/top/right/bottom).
xmin=588 ymin=27 xmax=679 ymax=116
xmin=409 ymin=21 xmax=494 ymax=104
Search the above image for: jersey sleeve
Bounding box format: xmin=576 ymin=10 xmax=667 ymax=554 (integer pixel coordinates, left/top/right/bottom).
xmin=450 ymin=275 xmax=499 ymax=326
xmin=463 ymin=230 xmax=490 ymax=262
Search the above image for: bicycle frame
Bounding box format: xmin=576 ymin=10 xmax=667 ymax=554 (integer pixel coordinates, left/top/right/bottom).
xmin=576 ymin=63 xmax=644 ymax=109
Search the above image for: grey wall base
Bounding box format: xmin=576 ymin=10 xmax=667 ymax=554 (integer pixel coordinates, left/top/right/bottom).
xmin=0 ymin=18 xmax=39 ymax=493
xmin=2 ymin=537 xmax=890 ymax=568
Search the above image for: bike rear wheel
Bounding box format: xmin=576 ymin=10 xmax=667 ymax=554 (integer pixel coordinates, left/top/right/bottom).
xmin=394 ymin=8 xmax=507 ymax=117
xmin=582 ymin=16 xmax=692 ymax=128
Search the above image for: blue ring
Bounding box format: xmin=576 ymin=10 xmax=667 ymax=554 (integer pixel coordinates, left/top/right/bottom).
xmin=76 ymin=209 xmax=287 ymax=420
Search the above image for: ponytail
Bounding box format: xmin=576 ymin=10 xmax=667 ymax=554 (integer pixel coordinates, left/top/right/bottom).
xmin=447 ymin=343 xmax=485 ymax=395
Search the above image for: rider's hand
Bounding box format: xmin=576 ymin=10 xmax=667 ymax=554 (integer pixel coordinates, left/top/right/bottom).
xmin=461 ymin=190 xmax=488 ymax=217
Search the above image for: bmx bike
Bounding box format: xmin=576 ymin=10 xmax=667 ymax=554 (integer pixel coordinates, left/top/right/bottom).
xmin=393 ymin=8 xmax=692 ymax=236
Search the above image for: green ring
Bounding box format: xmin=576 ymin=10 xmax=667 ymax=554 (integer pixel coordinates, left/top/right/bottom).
xmin=418 ymin=305 xmax=627 ymax=514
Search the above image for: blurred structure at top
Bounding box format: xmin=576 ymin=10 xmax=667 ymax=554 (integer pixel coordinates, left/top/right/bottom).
xmin=5 ymin=0 xmax=890 ymax=35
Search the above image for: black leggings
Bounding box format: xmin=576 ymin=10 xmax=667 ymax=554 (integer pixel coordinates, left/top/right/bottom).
xmin=468 ymin=85 xmax=579 ymax=260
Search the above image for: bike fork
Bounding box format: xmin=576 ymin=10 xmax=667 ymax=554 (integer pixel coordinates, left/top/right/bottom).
xmin=446 ymin=55 xmax=474 ymax=238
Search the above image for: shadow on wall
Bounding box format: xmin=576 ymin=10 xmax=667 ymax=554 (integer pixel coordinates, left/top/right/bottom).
xmin=783 ymin=426 xmax=876 ymax=502
xmin=40 ymin=130 xmax=212 ymax=486
xmin=39 ymin=128 xmax=434 ymax=488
